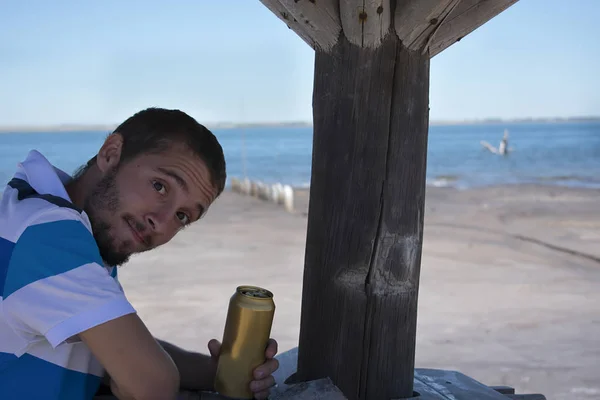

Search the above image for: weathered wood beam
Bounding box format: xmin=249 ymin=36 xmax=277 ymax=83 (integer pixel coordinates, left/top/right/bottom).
xmin=340 ymin=0 xmax=391 ymax=48
xmin=259 ymin=0 xmax=341 ymax=51
xmin=394 ymin=0 xmax=519 ymax=56
xmin=259 ymin=0 xmax=315 ymax=48
xmin=262 ymin=0 xmax=518 ymax=56
xmin=395 ymin=0 xmax=462 ymax=53
xmin=296 ymin=32 xmax=429 ymax=399
xmin=427 ymin=0 xmax=519 ymax=57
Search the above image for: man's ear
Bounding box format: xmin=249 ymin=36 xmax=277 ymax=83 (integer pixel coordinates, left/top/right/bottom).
xmin=96 ymin=133 xmax=124 ymax=173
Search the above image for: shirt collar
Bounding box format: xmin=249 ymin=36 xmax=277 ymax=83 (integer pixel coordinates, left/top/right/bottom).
xmin=15 ymin=150 xmax=74 ymax=203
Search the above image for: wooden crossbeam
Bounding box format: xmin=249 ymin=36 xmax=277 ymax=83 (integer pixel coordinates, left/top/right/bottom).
xmin=427 ymin=0 xmax=519 ymax=57
xmin=259 ymin=0 xmax=341 ymax=51
xmin=260 ymin=0 xmax=519 ymax=57
xmin=395 ymin=0 xmax=462 ymax=53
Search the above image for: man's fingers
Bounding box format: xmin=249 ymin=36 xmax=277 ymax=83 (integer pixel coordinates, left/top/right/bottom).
xmin=207 ymin=339 xmax=221 ymax=359
xmin=265 ymin=338 xmax=278 ymax=359
xmin=251 ymin=375 xmax=276 ymax=393
xmin=254 ymin=358 xmax=279 ymax=380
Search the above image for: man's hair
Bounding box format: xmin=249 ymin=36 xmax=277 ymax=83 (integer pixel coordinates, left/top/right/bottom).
xmin=85 ymin=107 xmax=227 ymax=195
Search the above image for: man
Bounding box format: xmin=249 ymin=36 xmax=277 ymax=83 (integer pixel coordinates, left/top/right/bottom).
xmin=0 ymin=108 xmax=279 ymax=399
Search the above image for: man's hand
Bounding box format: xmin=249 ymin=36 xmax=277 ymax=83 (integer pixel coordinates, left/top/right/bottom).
xmin=208 ymin=338 xmax=279 ymax=400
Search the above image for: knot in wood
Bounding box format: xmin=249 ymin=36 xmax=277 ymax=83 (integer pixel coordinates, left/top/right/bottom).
xmin=309 ymin=0 xmax=316 ymax=3
xmin=359 ymin=11 xmax=368 ymax=23
xmin=429 ymin=18 xmax=438 ymax=25
xmin=376 ymin=6 xmax=383 ymax=15
xmin=280 ymin=11 xmax=289 ymax=20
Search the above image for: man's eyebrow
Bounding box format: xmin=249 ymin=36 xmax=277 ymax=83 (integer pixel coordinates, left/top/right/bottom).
xmin=157 ymin=167 xmax=188 ymax=192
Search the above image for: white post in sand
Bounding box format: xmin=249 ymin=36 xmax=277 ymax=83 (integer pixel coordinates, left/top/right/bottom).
xmin=257 ymin=182 xmax=271 ymax=201
xmin=250 ymin=181 xmax=258 ymax=197
xmin=240 ymin=178 xmax=251 ymax=195
xmin=282 ymin=185 xmax=294 ymax=213
xmin=271 ymin=183 xmax=283 ymax=204
xmin=230 ymin=177 xmax=240 ymax=193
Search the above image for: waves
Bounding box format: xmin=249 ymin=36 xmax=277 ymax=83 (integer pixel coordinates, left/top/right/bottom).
xmin=424 ymin=174 xmax=600 ymax=190
xmin=2 ymin=122 xmax=600 ymax=192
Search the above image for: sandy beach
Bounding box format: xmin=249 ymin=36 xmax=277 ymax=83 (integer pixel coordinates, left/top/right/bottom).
xmin=118 ymin=183 xmax=600 ymax=400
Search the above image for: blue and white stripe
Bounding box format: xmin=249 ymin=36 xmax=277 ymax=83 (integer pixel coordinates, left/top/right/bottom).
xmin=0 ymin=150 xmax=136 ymax=400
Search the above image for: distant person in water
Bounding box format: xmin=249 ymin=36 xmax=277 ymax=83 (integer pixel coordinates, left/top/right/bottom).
xmin=0 ymin=107 xmax=279 ymax=400
xmin=498 ymin=129 xmax=509 ymax=155
xmin=480 ymin=129 xmax=513 ymax=156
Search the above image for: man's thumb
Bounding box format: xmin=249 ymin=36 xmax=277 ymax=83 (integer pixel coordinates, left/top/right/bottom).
xmin=208 ymin=339 xmax=221 ymax=359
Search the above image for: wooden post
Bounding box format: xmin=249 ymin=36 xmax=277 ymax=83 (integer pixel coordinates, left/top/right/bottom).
xmin=295 ymin=33 xmax=429 ymax=400
xmin=257 ymin=1 xmax=520 ymax=399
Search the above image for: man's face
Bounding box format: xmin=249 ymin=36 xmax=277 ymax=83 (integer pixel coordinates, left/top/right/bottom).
xmin=84 ymin=143 xmax=218 ymax=266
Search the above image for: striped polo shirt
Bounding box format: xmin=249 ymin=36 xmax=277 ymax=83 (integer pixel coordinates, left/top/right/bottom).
xmin=0 ymin=150 xmax=137 ymax=400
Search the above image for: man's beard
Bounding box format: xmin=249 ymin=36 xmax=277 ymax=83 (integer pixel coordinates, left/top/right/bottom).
xmin=84 ymin=167 xmax=132 ymax=267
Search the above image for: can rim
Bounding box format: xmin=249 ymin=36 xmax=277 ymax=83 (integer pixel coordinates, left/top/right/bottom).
xmin=236 ymin=285 xmax=274 ymax=299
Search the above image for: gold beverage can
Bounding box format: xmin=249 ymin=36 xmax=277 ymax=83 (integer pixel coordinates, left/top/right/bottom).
xmin=214 ymin=285 xmax=276 ymax=399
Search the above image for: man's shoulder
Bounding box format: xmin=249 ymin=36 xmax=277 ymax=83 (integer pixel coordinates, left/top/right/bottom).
xmin=1 ymin=180 xmax=90 ymax=243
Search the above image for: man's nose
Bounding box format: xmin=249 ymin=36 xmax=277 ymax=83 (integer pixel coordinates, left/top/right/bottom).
xmin=145 ymin=208 xmax=171 ymax=233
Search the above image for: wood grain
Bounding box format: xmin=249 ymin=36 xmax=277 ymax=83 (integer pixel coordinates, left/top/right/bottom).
xmin=259 ymin=0 xmax=519 ymax=56
xmin=395 ymin=0 xmax=460 ymax=53
xmin=340 ymin=0 xmax=392 ymax=48
xmin=428 ymin=0 xmax=520 ymax=57
xmin=295 ymin=33 xmax=429 ymax=399
xmin=259 ymin=0 xmax=341 ymax=51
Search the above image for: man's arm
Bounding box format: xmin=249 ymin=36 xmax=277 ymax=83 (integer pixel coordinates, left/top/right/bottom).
xmin=100 ymin=339 xmax=216 ymax=395
xmin=80 ymin=314 xmax=180 ymax=400
xmin=156 ymin=340 xmax=216 ymax=392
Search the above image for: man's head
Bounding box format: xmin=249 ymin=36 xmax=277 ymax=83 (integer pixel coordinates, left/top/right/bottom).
xmin=70 ymin=107 xmax=226 ymax=267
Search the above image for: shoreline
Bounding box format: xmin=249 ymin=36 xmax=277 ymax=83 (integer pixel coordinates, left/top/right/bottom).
xmin=286 ymin=181 xmax=600 ymax=191
xmin=234 ymin=179 xmax=600 ymax=199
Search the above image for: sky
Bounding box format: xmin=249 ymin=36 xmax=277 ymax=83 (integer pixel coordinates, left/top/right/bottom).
xmin=0 ymin=0 xmax=598 ymax=126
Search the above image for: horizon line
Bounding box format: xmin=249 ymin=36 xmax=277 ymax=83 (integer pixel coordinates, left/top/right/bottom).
xmin=0 ymin=115 xmax=599 ymax=133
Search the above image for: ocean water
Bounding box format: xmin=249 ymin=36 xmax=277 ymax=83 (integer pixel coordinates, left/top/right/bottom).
xmin=1 ymin=121 xmax=599 ymax=190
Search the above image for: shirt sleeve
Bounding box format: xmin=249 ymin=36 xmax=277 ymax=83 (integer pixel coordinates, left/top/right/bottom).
xmin=2 ymin=208 xmax=136 ymax=348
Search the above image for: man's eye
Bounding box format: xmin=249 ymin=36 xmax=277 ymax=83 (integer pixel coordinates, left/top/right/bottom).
xmin=152 ymin=181 xmax=166 ymax=195
xmin=176 ymin=212 xmax=190 ymax=225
